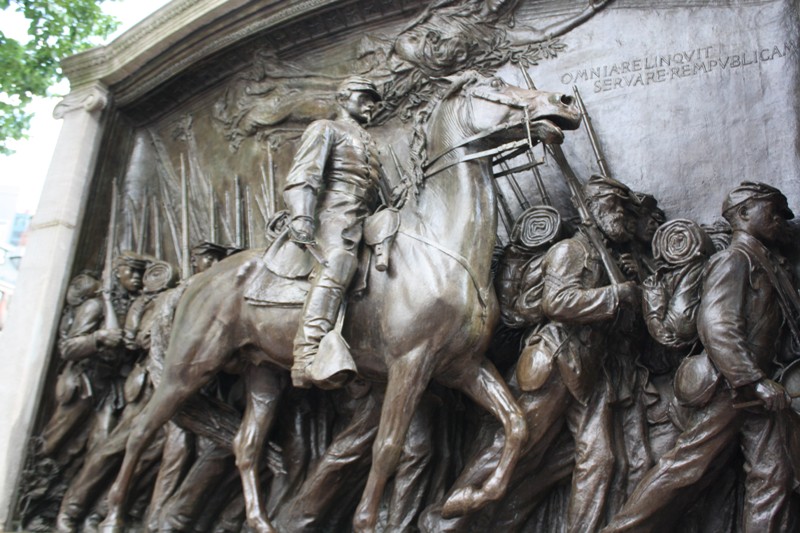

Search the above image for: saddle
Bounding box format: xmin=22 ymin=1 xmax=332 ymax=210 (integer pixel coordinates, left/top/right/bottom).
xmin=244 ymin=209 xmax=400 ymax=307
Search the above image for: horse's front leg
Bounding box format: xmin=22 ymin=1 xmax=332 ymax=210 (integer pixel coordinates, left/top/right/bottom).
xmin=233 ymin=364 xmax=283 ymax=533
xmin=353 ymin=347 xmax=434 ymax=533
xmin=440 ymin=359 xmax=527 ymax=518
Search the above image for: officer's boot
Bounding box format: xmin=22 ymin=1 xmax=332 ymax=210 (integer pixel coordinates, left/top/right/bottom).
xmin=291 ymin=283 xmax=344 ymax=388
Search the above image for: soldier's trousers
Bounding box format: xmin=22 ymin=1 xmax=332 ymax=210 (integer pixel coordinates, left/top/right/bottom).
xmin=603 ymin=390 xmax=795 ymax=533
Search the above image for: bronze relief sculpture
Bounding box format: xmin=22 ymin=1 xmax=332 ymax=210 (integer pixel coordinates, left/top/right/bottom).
xmin=13 ymin=1 xmax=800 ymax=532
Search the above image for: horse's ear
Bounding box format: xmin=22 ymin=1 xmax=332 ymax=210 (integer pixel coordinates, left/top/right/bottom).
xmin=440 ymin=70 xmax=481 ymax=99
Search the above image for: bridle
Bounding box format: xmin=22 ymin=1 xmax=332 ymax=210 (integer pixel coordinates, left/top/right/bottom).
xmin=422 ymin=87 xmax=540 ymax=178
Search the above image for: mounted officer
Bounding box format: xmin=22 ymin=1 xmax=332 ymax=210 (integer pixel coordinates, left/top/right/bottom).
xmin=283 ymin=76 xmax=392 ymax=389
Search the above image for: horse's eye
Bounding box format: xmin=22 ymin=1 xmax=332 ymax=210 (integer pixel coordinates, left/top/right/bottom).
xmin=490 ymin=78 xmax=505 ymax=89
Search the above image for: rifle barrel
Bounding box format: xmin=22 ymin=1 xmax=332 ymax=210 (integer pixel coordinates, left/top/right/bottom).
xmin=573 ymin=85 xmax=611 ymax=178
xmin=548 ymin=144 xmax=626 ymax=285
xmin=102 ymin=180 xmax=121 ymax=331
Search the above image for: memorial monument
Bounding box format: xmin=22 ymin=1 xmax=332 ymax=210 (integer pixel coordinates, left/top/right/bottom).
xmin=1 ymin=1 xmax=799 ymax=531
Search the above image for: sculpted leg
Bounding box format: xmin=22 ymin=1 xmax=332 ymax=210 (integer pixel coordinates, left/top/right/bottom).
xmin=602 ymin=393 xmax=741 ymax=533
xmin=98 ymin=368 xmax=213 ymax=533
xmin=276 ymin=392 xmax=379 ymax=530
xmin=353 ymin=349 xmax=434 ymax=533
xmin=233 ymin=366 xmax=282 ymax=533
xmin=565 ymin=382 xmax=615 ymax=533
xmin=739 ymin=412 xmax=795 ymax=532
xmin=439 ymin=360 xmax=527 ymax=518
xmin=429 ymin=370 xmax=569 ymax=526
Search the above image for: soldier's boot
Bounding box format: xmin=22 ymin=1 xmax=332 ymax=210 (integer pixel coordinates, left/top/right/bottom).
xmin=54 ymin=503 xmax=82 ymax=533
xmin=291 ymin=284 xmax=344 ymax=389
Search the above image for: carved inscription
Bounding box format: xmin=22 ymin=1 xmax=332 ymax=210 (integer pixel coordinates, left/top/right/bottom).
xmin=560 ymin=42 xmax=796 ymax=92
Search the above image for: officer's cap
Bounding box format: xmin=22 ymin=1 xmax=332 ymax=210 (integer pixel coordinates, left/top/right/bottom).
xmin=337 ymin=76 xmax=382 ymax=101
xmin=722 ymin=181 xmax=794 ymax=219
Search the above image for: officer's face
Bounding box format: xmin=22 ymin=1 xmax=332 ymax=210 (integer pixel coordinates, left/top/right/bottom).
xmin=116 ymin=265 xmax=143 ymax=293
xmin=341 ymin=91 xmax=378 ymax=124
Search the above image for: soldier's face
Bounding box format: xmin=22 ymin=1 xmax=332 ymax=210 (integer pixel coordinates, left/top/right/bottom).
xmin=341 ymin=91 xmax=378 ymax=124
xmin=591 ymin=194 xmax=632 ymax=243
xmin=192 ymin=253 xmax=219 ymax=274
xmin=746 ymin=199 xmax=792 ymax=245
xmin=116 ymin=265 xmax=143 ymax=293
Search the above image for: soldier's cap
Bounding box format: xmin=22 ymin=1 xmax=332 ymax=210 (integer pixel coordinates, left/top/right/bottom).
xmin=112 ymin=251 xmax=148 ymax=271
xmin=191 ymin=241 xmax=228 ymax=258
xmin=337 ymin=76 xmax=382 ymax=101
xmin=632 ymin=191 xmax=666 ymax=220
xmin=584 ymin=174 xmax=632 ymax=201
xmin=722 ymin=181 xmax=794 ymax=219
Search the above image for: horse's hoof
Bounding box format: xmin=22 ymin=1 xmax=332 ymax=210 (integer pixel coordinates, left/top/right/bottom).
xmin=248 ymin=517 xmax=277 ymax=533
xmin=419 ymin=504 xmax=463 ymax=533
xmin=352 ymin=511 xmax=376 ymax=533
xmin=54 ymin=512 xmax=78 ymax=533
xmin=441 ymin=487 xmax=480 ymax=518
xmin=97 ymin=516 xmax=125 ymax=533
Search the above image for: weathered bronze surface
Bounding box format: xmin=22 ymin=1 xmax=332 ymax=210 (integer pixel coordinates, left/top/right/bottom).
xmin=12 ymin=1 xmax=800 ymax=532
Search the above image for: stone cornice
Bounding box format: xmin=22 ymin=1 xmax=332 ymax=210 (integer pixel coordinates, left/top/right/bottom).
xmin=61 ymin=0 xmax=343 ymax=107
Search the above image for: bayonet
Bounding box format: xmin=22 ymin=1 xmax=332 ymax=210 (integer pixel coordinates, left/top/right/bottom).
xmin=573 ymin=85 xmax=611 ymax=178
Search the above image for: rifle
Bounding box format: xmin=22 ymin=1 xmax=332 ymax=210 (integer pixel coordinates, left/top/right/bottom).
xmin=101 ymin=180 xmax=121 ymax=330
xmin=547 ymin=145 xmax=626 ymax=285
xmin=573 ymin=85 xmax=611 ymax=178
xmin=180 ymin=154 xmax=191 ymax=280
xmin=518 ymin=66 xmax=625 ymax=285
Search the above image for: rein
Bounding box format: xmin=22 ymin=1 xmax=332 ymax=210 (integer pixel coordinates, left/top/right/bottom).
xmin=423 ymin=89 xmax=537 ymax=178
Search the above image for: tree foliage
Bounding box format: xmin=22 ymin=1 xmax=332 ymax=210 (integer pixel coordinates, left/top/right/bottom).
xmin=0 ymin=0 xmax=120 ymax=154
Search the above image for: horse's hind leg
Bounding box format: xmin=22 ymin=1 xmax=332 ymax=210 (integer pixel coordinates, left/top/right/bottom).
xmin=234 ymin=365 xmax=283 ymax=533
xmin=440 ymin=359 xmax=527 ymax=518
xmin=98 ymin=360 xmax=220 ymax=532
xmin=353 ymin=348 xmax=434 ymax=533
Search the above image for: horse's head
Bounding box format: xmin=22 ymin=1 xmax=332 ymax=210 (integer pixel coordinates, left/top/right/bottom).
xmin=445 ymin=72 xmax=582 ymax=147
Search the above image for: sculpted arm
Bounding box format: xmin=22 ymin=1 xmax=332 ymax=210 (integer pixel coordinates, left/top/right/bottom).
xmin=283 ymin=120 xmax=335 ymax=240
xmin=506 ymin=1 xmax=612 ymax=46
xmin=58 ymin=298 xmax=106 ymax=360
xmin=541 ymin=239 xmax=621 ymax=324
xmin=697 ymin=251 xmax=765 ymax=387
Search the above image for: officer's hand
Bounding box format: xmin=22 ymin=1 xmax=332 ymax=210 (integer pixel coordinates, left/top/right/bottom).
xmin=617 ymin=280 xmax=640 ymax=308
xmin=754 ymin=378 xmax=790 ymax=411
xmin=391 ymin=183 xmax=409 ymax=209
xmin=96 ymin=328 xmax=122 ymax=348
xmin=289 ymin=217 xmax=315 ymax=244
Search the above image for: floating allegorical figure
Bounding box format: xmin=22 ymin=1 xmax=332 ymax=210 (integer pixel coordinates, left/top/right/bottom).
xmin=390 ymin=0 xmax=612 ymax=77
xmin=604 ymin=182 xmax=799 ymax=533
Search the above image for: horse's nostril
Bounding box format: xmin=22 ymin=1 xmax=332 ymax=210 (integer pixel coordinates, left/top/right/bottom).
xmin=561 ymin=94 xmax=574 ymax=106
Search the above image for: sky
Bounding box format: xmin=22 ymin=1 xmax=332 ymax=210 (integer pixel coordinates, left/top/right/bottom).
xmin=0 ymin=0 xmax=172 ymax=215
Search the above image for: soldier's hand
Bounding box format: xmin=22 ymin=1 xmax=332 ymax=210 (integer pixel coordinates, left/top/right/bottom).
xmin=754 ymin=378 xmax=790 ymax=411
xmin=95 ymin=328 xmax=122 ymax=348
xmin=616 ymin=280 xmax=640 ymax=308
xmin=618 ymin=253 xmax=641 ymax=280
xmin=289 ymin=217 xmax=315 ymax=244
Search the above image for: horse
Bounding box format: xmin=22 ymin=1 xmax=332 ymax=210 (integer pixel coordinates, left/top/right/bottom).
xmin=98 ymin=71 xmax=581 ymax=533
